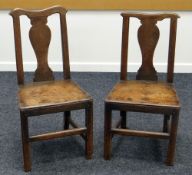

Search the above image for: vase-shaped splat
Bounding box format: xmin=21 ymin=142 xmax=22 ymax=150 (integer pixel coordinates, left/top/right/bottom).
xmin=136 ymin=19 xmax=159 ymax=81
xmin=29 ymin=17 xmax=54 ymax=82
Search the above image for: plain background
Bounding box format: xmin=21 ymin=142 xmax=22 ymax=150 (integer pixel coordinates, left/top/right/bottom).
xmin=0 ymin=10 xmax=192 ymax=72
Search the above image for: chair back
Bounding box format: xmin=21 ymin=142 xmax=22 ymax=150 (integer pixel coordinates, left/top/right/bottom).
xmin=10 ymin=6 xmax=70 ymax=85
xmin=120 ymin=13 xmax=179 ymax=83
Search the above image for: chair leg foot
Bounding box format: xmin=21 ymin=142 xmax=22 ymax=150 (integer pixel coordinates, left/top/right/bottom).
xmin=104 ymin=104 xmax=112 ymax=160
xmin=104 ymin=151 xmax=112 ymax=160
xmin=23 ymin=142 xmax=31 ymax=172
xmin=165 ymin=160 xmax=174 ymax=166
xmin=86 ymin=154 xmax=92 ymax=160
xmin=166 ymin=111 xmax=179 ymax=166
xmin=20 ymin=112 xmax=31 ymax=172
xmin=85 ymin=102 xmax=93 ymax=159
xmin=22 ymin=140 xmax=31 ymax=172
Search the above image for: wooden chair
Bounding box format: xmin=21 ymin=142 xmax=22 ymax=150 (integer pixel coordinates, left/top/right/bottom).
xmin=10 ymin=6 xmax=93 ymax=172
xmin=104 ymin=13 xmax=180 ymax=165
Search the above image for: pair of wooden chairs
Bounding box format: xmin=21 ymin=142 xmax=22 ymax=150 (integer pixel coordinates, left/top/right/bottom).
xmin=10 ymin=6 xmax=180 ymax=172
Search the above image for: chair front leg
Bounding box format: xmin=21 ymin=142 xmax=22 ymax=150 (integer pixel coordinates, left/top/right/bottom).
xmin=85 ymin=101 xmax=93 ymax=159
xmin=166 ymin=110 xmax=179 ymax=166
xmin=104 ymin=104 xmax=112 ymax=160
xmin=64 ymin=111 xmax=70 ymax=129
xmin=20 ymin=111 xmax=31 ymax=172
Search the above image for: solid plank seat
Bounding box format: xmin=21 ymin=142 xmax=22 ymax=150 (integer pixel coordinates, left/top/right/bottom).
xmin=19 ymin=80 xmax=91 ymax=110
xmin=106 ymin=80 xmax=180 ymax=108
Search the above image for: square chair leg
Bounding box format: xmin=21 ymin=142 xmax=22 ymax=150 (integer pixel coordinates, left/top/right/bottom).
xmin=85 ymin=102 xmax=93 ymax=159
xmin=64 ymin=111 xmax=70 ymax=129
xmin=163 ymin=114 xmax=170 ymax=132
xmin=166 ymin=111 xmax=179 ymax=165
xmin=20 ymin=112 xmax=31 ymax=172
xmin=120 ymin=111 xmax=127 ymax=129
xmin=104 ymin=104 xmax=112 ymax=160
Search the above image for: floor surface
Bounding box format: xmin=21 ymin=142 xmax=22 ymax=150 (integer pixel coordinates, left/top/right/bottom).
xmin=0 ymin=72 xmax=191 ymax=175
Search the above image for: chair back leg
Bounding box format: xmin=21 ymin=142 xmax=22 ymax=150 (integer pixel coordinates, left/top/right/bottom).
xmin=120 ymin=111 xmax=127 ymax=129
xmin=64 ymin=111 xmax=70 ymax=129
xmin=104 ymin=105 xmax=112 ymax=160
xmin=85 ymin=102 xmax=93 ymax=159
xmin=163 ymin=114 xmax=170 ymax=132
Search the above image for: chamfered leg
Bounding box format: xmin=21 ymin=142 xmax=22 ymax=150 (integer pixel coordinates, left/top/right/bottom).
xmin=64 ymin=111 xmax=70 ymax=129
xmin=166 ymin=111 xmax=179 ymax=166
xmin=85 ymin=101 xmax=93 ymax=159
xmin=104 ymin=103 xmax=112 ymax=160
xmin=163 ymin=114 xmax=170 ymax=132
xmin=20 ymin=111 xmax=31 ymax=172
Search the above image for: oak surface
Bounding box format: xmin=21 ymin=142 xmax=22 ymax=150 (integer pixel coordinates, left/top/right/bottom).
xmin=19 ymin=80 xmax=91 ymax=109
xmin=106 ymin=80 xmax=179 ymax=107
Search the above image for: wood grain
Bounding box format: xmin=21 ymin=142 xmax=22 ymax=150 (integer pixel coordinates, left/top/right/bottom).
xmin=19 ymin=80 xmax=92 ymax=109
xmin=29 ymin=16 xmax=54 ymax=82
xmin=136 ymin=17 xmax=159 ymax=80
xmin=106 ymin=80 xmax=180 ymax=107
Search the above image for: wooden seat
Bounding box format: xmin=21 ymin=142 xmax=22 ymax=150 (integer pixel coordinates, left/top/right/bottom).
xmin=106 ymin=80 xmax=179 ymax=107
xmin=10 ymin=6 xmax=93 ymax=172
xmin=19 ymin=80 xmax=91 ymax=110
xmin=104 ymin=13 xmax=180 ymax=166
